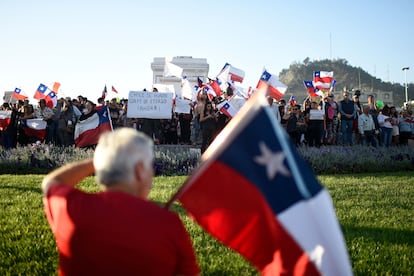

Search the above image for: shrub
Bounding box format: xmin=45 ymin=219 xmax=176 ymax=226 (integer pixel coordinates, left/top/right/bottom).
xmin=0 ymin=143 xmax=412 ymax=175
xmin=0 ymin=143 xmax=201 ymax=176
xmin=297 ymin=145 xmax=414 ymax=174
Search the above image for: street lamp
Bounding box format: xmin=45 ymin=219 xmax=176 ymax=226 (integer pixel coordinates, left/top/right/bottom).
xmin=402 ymin=67 xmax=410 ymax=103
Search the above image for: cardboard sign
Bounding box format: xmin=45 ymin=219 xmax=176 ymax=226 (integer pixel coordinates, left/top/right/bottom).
xmin=175 ymin=97 xmax=191 ymax=114
xmin=127 ymin=91 xmax=173 ymax=119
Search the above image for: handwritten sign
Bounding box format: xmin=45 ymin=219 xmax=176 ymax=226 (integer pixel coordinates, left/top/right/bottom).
xmin=175 ymin=97 xmax=191 ymax=114
xmin=127 ymin=91 xmax=173 ymax=119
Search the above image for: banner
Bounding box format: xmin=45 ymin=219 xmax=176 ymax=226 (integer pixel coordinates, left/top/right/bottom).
xmin=127 ymin=91 xmax=173 ymax=119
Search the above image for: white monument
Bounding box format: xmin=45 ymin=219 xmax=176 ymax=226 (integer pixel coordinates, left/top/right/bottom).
xmin=151 ymin=56 xmax=209 ymax=93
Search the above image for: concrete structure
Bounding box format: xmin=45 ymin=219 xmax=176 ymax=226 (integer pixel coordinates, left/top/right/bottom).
xmin=150 ymin=56 xmax=209 ymax=93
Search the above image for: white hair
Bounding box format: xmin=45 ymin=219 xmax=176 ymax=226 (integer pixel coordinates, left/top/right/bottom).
xmin=93 ymin=128 xmax=154 ymax=186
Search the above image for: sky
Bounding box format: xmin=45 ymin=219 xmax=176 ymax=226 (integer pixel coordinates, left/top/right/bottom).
xmin=1 ymin=0 xmax=413 ymax=102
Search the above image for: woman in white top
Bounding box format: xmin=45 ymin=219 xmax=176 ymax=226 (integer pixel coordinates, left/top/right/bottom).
xmin=377 ymin=105 xmax=393 ymax=147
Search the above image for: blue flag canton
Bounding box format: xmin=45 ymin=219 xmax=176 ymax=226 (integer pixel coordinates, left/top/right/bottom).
xmin=260 ymin=71 xmax=271 ymax=82
xmin=98 ymin=108 xmax=111 ymax=124
xmin=223 ymin=103 xmax=230 ymax=110
xmin=14 ymin=88 xmax=22 ymax=93
xmin=304 ymin=81 xmax=313 ymax=88
xmin=48 ymin=91 xmax=56 ymax=98
xmin=314 ymin=71 xmax=321 ymax=78
xmin=38 ymin=84 xmax=47 ymax=93
xmin=217 ymin=107 xmax=322 ymax=214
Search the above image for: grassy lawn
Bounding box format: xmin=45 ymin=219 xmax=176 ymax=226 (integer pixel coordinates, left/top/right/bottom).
xmin=0 ymin=172 xmax=413 ymax=275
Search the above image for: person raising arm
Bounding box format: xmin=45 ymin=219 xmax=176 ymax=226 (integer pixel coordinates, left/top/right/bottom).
xmin=42 ymin=128 xmax=200 ymax=276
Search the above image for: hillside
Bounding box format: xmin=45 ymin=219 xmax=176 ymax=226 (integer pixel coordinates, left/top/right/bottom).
xmin=279 ymin=58 xmax=412 ymax=106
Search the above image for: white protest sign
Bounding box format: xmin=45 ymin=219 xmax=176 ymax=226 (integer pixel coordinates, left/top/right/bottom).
xmin=175 ymin=97 xmax=191 ymax=114
xmin=127 ymin=91 xmax=173 ymax=119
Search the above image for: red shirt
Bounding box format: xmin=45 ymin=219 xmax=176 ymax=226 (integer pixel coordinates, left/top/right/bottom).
xmin=44 ymin=184 xmax=199 ymax=275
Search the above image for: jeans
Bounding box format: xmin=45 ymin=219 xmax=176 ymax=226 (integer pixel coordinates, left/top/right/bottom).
xmin=380 ymin=127 xmax=392 ymax=147
xmin=362 ymin=130 xmax=378 ymax=147
xmin=341 ymin=119 xmax=354 ymax=145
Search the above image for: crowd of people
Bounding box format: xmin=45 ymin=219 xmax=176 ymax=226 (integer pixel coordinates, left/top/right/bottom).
xmin=280 ymin=90 xmax=414 ymax=147
xmin=1 ymin=88 xmax=414 ymax=150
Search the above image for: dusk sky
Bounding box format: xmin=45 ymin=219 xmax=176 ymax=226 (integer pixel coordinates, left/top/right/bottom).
xmin=1 ymin=0 xmax=413 ymax=101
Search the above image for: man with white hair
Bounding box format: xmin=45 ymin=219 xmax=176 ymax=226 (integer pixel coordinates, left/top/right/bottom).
xmin=42 ymin=128 xmax=200 ymax=275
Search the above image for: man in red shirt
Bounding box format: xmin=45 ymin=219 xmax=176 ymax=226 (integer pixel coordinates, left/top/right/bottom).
xmin=42 ymin=128 xmax=200 ymax=275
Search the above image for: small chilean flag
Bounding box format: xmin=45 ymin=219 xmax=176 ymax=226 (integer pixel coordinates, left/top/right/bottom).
xmin=216 ymin=100 xmax=238 ymax=118
xmin=217 ymin=63 xmax=245 ymax=83
xmin=112 ymin=86 xmax=118 ymax=93
xmin=304 ymin=81 xmax=323 ymax=97
xmin=208 ymin=78 xmax=222 ymax=97
xmin=313 ymin=71 xmax=333 ymax=89
xmin=34 ymin=83 xmax=48 ymax=100
xmin=13 ymin=88 xmax=28 ymax=100
xmin=256 ymin=70 xmax=287 ymax=101
xmin=45 ymin=91 xmax=58 ymax=108
xmin=168 ymin=86 xmax=352 ymax=275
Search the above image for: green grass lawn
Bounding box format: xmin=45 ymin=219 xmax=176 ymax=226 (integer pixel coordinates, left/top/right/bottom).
xmin=0 ymin=172 xmax=413 ymax=275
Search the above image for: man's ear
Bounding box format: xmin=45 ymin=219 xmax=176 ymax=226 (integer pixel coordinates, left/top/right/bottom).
xmin=134 ymin=162 xmax=145 ymax=182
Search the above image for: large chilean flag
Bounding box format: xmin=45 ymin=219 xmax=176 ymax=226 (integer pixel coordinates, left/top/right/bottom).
xmin=74 ymin=107 xmax=112 ymax=148
xmin=168 ymin=86 xmax=352 ymax=275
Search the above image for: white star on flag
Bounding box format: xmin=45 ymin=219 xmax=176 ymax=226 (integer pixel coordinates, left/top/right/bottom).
xmin=254 ymin=141 xmax=290 ymax=180
xmin=309 ymin=245 xmax=325 ymax=270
